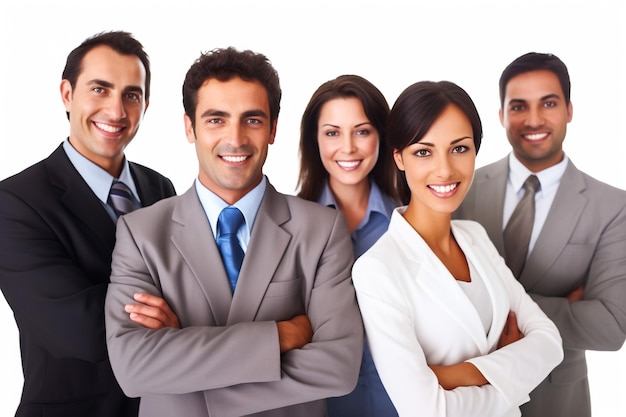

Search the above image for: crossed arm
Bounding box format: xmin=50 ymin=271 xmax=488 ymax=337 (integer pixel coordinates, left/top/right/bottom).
xmin=125 ymin=292 xmax=313 ymax=353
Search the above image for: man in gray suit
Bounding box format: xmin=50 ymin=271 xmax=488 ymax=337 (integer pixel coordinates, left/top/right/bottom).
xmin=455 ymin=52 xmax=626 ymax=416
xmin=104 ymin=47 xmax=363 ymax=417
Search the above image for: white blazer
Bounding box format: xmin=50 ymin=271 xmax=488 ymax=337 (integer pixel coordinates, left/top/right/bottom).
xmin=352 ymin=208 xmax=563 ymax=417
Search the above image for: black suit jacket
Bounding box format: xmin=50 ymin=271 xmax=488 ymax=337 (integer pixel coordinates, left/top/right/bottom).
xmin=0 ymin=143 xmax=176 ymax=417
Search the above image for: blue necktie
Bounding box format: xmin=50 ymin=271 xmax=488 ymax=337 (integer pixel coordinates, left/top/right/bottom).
xmin=108 ymin=180 xmax=141 ymax=220
xmin=217 ymin=207 xmax=245 ymax=292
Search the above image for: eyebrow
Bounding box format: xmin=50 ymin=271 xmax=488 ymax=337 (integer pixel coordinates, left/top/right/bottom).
xmin=418 ymin=136 xmax=473 ymax=147
xmin=199 ymin=109 xmax=270 ymax=119
xmin=321 ymin=121 xmax=373 ymax=129
xmin=87 ymin=79 xmax=144 ymax=95
xmin=507 ymin=93 xmax=562 ymax=106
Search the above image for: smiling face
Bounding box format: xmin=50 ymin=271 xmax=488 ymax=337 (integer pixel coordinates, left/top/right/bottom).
xmin=317 ymin=97 xmax=379 ymax=193
xmin=500 ymin=69 xmax=573 ymax=172
xmin=394 ymin=104 xmax=476 ymax=216
xmin=185 ymin=77 xmax=276 ymax=205
xmin=61 ymin=45 xmax=148 ymax=177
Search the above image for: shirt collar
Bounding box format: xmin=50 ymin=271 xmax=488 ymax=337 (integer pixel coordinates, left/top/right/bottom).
xmin=508 ymin=152 xmax=569 ymax=193
xmin=194 ymin=176 xmax=267 ymax=239
xmin=318 ymin=180 xmax=393 ymax=227
xmin=62 ymin=139 xmax=138 ymax=203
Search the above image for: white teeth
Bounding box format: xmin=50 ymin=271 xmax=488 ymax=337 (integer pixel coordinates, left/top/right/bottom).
xmin=222 ymin=155 xmax=247 ymax=163
xmin=95 ymin=122 xmax=123 ymax=133
xmin=337 ymin=160 xmax=360 ymax=168
xmin=524 ymin=133 xmax=548 ymax=141
xmin=430 ymin=183 xmax=458 ymax=193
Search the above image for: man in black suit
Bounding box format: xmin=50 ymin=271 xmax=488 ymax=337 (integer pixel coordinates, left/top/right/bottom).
xmin=0 ymin=31 xmax=176 ymax=417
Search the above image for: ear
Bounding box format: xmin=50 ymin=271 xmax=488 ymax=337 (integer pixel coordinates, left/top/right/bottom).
xmin=269 ymin=119 xmax=277 ymax=145
xmin=184 ymin=114 xmax=196 ymax=144
xmin=393 ymin=149 xmax=405 ymax=171
xmin=60 ymin=79 xmax=72 ymax=112
xmin=566 ymin=101 xmax=573 ymax=123
xmin=498 ymin=107 xmax=504 ymax=127
xmin=144 ymin=98 xmax=150 ymax=114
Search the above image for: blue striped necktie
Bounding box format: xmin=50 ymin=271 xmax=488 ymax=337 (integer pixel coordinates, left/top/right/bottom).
xmin=217 ymin=207 xmax=245 ymax=292
xmin=108 ymin=180 xmax=141 ymax=219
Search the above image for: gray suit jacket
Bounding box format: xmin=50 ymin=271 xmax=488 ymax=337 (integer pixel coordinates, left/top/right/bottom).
xmin=455 ymin=156 xmax=626 ymax=417
xmin=105 ymin=183 xmax=363 ymax=417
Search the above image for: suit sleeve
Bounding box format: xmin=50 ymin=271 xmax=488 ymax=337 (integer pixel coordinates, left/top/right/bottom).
xmin=201 ymin=212 xmax=363 ymax=416
xmin=529 ymin=204 xmax=626 ymax=351
xmin=0 ymin=188 xmax=110 ymax=362
xmin=105 ymin=216 xmax=283 ymax=396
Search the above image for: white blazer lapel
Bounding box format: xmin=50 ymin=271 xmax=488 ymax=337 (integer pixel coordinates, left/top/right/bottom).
xmin=454 ymin=223 xmax=510 ymax=350
xmin=393 ymin=212 xmax=489 ymax=353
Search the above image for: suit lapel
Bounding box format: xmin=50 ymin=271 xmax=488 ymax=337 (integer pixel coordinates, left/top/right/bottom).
xmin=471 ymin=158 xmax=508 ymax=253
xmin=228 ymin=185 xmax=291 ymax=324
xmin=520 ymin=162 xmax=587 ymax=288
xmin=170 ymin=187 xmax=233 ymax=325
xmin=46 ymin=145 xmax=116 ymax=252
xmin=129 ymin=162 xmax=170 ymax=206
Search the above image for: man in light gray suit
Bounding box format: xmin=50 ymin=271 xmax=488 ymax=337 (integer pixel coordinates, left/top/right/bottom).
xmin=455 ymin=52 xmax=626 ymax=417
xmin=104 ymin=47 xmax=363 ymax=417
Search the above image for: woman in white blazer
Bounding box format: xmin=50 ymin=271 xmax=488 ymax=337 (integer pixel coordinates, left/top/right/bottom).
xmin=351 ymin=81 xmax=563 ymax=417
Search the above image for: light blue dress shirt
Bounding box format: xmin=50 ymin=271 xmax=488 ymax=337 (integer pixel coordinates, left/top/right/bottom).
xmin=320 ymin=180 xmax=399 ymax=417
xmin=63 ymin=139 xmax=139 ymax=222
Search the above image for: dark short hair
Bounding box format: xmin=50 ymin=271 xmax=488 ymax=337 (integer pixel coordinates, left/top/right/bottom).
xmin=387 ymin=81 xmax=483 ymax=205
xmin=297 ymin=74 xmax=397 ymax=202
xmin=62 ymin=31 xmax=151 ymax=102
xmin=499 ymin=52 xmax=571 ymax=108
xmin=182 ymin=47 xmax=281 ymax=127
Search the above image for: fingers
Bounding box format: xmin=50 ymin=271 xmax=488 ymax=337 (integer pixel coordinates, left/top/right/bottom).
xmin=125 ymin=293 xmax=181 ymax=329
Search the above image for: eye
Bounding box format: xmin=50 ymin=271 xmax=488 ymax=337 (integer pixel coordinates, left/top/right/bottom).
xmin=511 ymin=104 xmax=525 ymax=112
xmin=124 ymin=92 xmax=141 ymax=101
xmin=355 ymin=129 xmax=370 ymax=136
xmin=92 ymin=86 xmax=105 ymax=94
xmin=452 ymin=145 xmax=470 ymax=154
xmin=207 ymin=118 xmax=223 ymax=125
xmin=324 ymin=130 xmax=339 ymax=137
xmin=543 ymin=101 xmax=557 ymax=108
xmin=246 ymin=118 xmax=262 ymax=125
xmin=413 ymin=149 xmax=431 ymax=158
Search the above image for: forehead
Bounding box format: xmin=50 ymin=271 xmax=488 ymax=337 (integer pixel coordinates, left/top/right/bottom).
xmin=78 ymin=45 xmax=146 ymax=89
xmin=505 ymin=69 xmax=564 ymax=101
xmin=196 ymin=77 xmax=269 ymax=114
xmin=319 ymin=97 xmax=368 ymax=122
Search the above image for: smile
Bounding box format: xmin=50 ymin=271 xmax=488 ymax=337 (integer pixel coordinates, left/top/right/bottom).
xmin=523 ymin=132 xmax=549 ymax=141
xmin=94 ymin=122 xmax=124 ymax=133
xmin=336 ymin=160 xmax=361 ymax=169
xmin=428 ymin=183 xmax=458 ymax=193
xmin=222 ymin=155 xmax=248 ymax=163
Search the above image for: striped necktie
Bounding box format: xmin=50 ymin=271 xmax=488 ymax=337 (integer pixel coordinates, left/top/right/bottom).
xmin=108 ymin=180 xmax=141 ymax=219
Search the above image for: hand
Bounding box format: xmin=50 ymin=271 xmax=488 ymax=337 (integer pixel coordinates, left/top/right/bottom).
xmin=277 ymin=314 xmax=313 ymax=353
xmin=429 ymin=362 xmax=488 ymax=390
xmin=125 ymin=293 xmax=181 ymax=329
xmin=566 ymin=285 xmax=584 ymax=302
xmin=497 ymin=311 xmax=524 ymax=349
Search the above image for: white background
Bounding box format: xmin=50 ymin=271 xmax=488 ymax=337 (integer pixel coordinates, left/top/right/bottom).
xmin=1 ymin=1 xmax=624 ymax=415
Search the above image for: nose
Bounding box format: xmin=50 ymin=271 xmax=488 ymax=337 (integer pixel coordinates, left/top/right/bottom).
xmin=226 ymin=123 xmax=247 ymax=147
xmin=525 ymin=106 xmax=545 ymax=127
xmin=435 ymin=153 xmax=454 ymax=179
xmin=340 ymin=135 xmax=356 ymax=154
xmin=105 ymin=94 xmax=127 ymax=120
